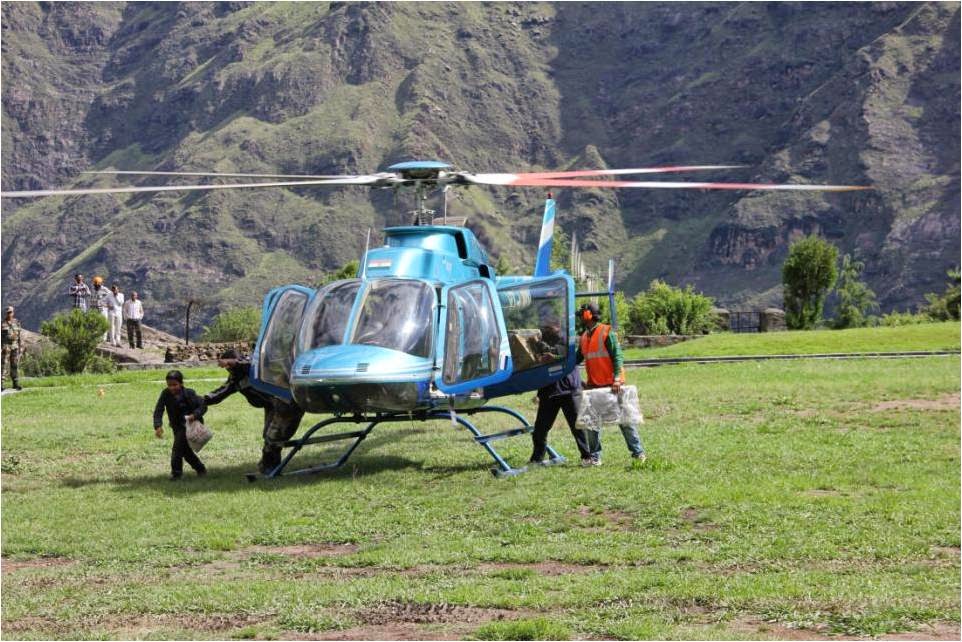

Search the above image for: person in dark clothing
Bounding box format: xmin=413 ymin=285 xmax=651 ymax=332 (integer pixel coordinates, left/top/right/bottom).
xmin=204 ymin=349 xmax=305 ymax=474
xmin=153 ymin=370 xmax=207 ymax=480
xmin=530 ymin=369 xmax=591 ymax=465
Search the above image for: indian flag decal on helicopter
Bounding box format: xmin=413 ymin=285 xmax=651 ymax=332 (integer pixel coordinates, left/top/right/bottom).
xmin=367 ymin=259 xmax=392 ymax=269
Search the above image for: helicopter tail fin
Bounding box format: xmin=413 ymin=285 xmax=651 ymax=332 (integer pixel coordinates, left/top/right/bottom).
xmin=533 ymin=195 xmax=556 ymax=277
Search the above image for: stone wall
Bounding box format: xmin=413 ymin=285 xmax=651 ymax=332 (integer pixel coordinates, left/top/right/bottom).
xmin=163 ymin=342 xmax=252 ymax=363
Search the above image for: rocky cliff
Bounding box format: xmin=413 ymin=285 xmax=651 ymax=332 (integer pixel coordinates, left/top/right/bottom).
xmin=2 ymin=2 xmax=958 ymax=333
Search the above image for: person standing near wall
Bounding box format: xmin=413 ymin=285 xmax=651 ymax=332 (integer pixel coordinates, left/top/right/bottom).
xmin=107 ymin=283 xmax=125 ymax=347
xmin=123 ymin=291 xmax=144 ymax=349
xmin=91 ymin=277 xmax=111 ymax=342
xmin=69 ymin=274 xmax=91 ymax=311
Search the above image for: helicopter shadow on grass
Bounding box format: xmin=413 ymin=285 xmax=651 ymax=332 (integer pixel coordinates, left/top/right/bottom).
xmin=56 ymin=425 xmax=493 ymax=494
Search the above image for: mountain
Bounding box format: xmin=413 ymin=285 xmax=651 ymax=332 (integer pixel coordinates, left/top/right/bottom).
xmin=2 ymin=2 xmax=959 ymax=334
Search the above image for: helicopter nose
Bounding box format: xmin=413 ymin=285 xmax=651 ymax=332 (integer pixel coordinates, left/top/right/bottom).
xmin=290 ymin=345 xmax=434 ymax=413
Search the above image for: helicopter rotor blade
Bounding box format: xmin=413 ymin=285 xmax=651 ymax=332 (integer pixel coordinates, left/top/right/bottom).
xmin=464 ymin=165 xmax=744 ymax=185
xmin=84 ymin=170 xmax=363 ymax=180
xmin=468 ymin=177 xmax=870 ymax=192
xmin=0 ymin=176 xmax=388 ymax=199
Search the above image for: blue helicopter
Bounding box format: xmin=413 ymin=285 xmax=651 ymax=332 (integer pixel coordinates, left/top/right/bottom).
xmin=2 ymin=160 xmax=867 ymax=477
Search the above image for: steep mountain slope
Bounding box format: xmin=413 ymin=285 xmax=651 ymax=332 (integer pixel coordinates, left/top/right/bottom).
xmin=2 ymin=2 xmax=958 ymax=334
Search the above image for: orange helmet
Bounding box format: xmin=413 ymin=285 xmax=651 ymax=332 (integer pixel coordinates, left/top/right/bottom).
xmin=92 ymin=276 xmax=104 ymax=285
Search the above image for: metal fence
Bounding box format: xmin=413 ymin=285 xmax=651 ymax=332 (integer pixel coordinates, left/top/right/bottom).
xmin=729 ymin=311 xmax=761 ymax=333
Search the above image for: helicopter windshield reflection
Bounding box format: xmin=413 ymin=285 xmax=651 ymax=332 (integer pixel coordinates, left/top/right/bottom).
xmin=351 ymin=279 xmax=435 ymax=358
xmin=301 ymin=280 xmax=361 ymax=351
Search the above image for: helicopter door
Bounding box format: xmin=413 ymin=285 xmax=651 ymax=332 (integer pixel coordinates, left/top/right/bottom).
xmin=435 ymin=280 xmax=513 ymax=395
xmin=250 ymin=285 xmax=315 ymax=401
xmin=485 ymin=275 xmax=576 ymax=398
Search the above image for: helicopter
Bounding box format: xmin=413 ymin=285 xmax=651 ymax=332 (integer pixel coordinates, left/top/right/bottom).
xmin=2 ymin=161 xmax=867 ymax=478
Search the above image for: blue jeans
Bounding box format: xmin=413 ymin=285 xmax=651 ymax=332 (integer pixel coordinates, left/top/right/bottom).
xmin=581 ymin=424 xmax=644 ymax=459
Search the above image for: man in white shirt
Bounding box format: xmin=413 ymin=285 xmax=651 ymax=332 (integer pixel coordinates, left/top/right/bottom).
xmin=108 ymin=284 xmax=125 ymax=347
xmin=123 ymin=291 xmax=144 ymax=349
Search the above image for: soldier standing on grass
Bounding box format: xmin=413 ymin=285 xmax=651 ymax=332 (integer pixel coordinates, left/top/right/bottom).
xmin=204 ymin=349 xmax=305 ymax=474
xmin=1 ymin=306 xmax=22 ymax=391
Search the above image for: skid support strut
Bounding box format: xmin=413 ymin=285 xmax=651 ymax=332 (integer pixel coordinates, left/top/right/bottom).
xmin=246 ymin=405 xmax=565 ymax=481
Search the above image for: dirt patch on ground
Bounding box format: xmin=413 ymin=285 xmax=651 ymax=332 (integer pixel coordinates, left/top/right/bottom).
xmin=479 ymin=560 xmax=605 ymax=576
xmin=2 ymin=613 xmax=261 ymax=637
xmin=573 ymin=505 xmax=636 ymax=531
xmin=242 ymin=543 xmax=359 ymax=558
xmin=1 ymin=555 xmax=75 ymax=574
xmin=879 ymin=621 xmax=961 ymax=640
xmin=730 ymin=618 xmax=960 ymax=641
xmin=679 ymin=507 xmax=718 ymax=532
xmin=294 ymin=602 xmax=527 ymax=641
xmin=872 ymin=393 xmax=960 ymax=412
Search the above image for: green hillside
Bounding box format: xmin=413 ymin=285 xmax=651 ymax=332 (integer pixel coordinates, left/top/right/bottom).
xmin=2 ymin=2 xmax=959 ymax=334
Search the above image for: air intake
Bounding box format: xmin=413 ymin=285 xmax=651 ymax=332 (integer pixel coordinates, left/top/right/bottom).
xmin=356 ymin=362 xmax=369 ymax=373
xmin=300 ymin=365 xmax=311 ymax=375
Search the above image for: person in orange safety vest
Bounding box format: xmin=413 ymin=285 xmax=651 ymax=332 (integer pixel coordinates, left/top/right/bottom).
xmin=576 ymin=302 xmax=646 ymax=466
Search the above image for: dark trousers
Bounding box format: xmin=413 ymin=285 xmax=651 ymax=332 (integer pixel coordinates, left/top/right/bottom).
xmin=171 ymin=426 xmax=205 ymax=476
xmin=126 ymin=319 xmax=142 ymax=348
xmin=531 ymin=394 xmax=588 ymax=461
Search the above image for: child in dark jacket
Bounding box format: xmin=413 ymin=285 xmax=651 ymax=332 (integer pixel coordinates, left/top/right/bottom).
xmin=153 ymin=370 xmax=207 ymax=480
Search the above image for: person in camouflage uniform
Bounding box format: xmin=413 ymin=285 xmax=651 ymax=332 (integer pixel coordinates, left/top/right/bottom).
xmin=2 ymin=306 xmax=23 ymax=391
xmin=204 ymin=349 xmax=305 ymax=474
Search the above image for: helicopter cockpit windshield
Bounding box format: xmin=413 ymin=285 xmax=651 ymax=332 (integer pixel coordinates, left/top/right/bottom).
xmin=350 ymin=279 xmax=435 ymax=357
xmin=298 ymin=278 xmax=435 ymax=358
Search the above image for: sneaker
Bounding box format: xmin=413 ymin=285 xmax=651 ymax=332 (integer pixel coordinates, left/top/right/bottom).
xmin=169 ymin=473 xmax=183 ymax=481
xmin=589 ymin=457 xmax=602 ymax=467
xmin=580 ymin=458 xmax=593 ymax=467
xmin=631 ymin=453 xmax=647 ymax=464
xmin=13 ymin=385 xmax=22 ymax=391
xmin=196 ymin=467 xmax=207 ymax=477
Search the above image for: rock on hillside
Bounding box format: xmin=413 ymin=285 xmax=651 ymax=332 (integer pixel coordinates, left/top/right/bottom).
xmin=2 ymin=2 xmax=958 ymax=333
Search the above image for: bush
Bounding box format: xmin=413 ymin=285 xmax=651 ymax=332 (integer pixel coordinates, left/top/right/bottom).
xmin=831 ymin=254 xmax=878 ymax=329
xmin=783 ymin=235 xmax=839 ymax=330
xmin=18 ymin=344 xmax=67 ymax=378
xmin=40 ymin=309 xmax=110 ymax=374
xmin=628 ymin=280 xmax=716 ymax=335
xmin=881 ymin=310 xmax=932 ymax=326
xmin=202 ymin=307 xmax=261 ymax=343
xmin=319 ymin=259 xmax=360 ymax=285
xmin=85 ymin=354 xmax=117 ymax=374
xmin=922 ymin=269 xmax=961 ymax=321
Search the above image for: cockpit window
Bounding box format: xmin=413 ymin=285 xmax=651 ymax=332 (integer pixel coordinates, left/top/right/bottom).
xmin=300 ymin=280 xmax=361 ymax=351
xmin=351 ymin=279 xmax=435 ymax=358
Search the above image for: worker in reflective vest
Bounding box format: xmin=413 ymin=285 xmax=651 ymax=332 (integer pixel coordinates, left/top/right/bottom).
xmin=577 ymin=302 xmax=646 ymax=465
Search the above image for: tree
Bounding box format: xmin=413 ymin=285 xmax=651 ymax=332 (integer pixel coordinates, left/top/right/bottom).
xmin=494 ymin=255 xmax=513 ymax=276
xmin=782 ymin=235 xmax=839 ymax=330
xmin=831 ymin=254 xmax=878 ymax=329
xmin=320 ymin=260 xmax=360 ymax=285
xmin=40 ymin=309 xmax=110 ymax=373
xmin=923 ymin=268 xmax=961 ymax=321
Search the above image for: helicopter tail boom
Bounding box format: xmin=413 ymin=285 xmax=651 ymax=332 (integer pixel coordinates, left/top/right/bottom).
xmin=533 ymin=195 xmax=556 ymax=277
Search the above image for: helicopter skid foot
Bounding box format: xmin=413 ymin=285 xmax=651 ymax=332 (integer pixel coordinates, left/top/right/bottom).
xmin=491 ymin=465 xmax=528 ymax=478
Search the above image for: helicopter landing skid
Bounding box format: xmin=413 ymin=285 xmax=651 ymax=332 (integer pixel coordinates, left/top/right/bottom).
xmin=245 ymin=405 xmax=565 ymax=481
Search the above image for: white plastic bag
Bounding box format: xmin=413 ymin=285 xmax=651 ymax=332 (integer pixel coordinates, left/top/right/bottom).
xmin=576 ymin=385 xmax=644 ymax=432
xmin=185 ymin=416 xmax=213 ymax=452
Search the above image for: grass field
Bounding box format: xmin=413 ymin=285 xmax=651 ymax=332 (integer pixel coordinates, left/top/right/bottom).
xmin=1 ymin=353 xmax=959 ymax=640
xmin=623 ymin=322 xmax=961 ymax=360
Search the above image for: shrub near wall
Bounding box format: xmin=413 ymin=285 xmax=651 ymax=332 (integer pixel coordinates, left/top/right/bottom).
xmin=629 ymin=280 xmax=716 ymax=335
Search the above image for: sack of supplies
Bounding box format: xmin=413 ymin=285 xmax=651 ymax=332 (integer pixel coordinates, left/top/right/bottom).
xmin=186 ymin=416 xmax=213 ymax=452
xmin=575 ymin=385 xmax=644 ymax=432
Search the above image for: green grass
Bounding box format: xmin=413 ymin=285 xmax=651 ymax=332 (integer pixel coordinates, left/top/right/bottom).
xmin=2 ymin=357 xmax=959 ymax=639
xmin=624 ymin=322 xmax=960 ymax=359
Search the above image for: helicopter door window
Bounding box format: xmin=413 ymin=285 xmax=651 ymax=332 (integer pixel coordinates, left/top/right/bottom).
xmin=259 ymin=290 xmax=310 ymax=390
xmin=442 ymin=282 xmax=502 ymax=385
xmin=351 ymin=279 xmax=435 ymax=358
xmin=498 ymin=278 xmax=569 ymax=373
xmin=300 ymin=280 xmax=361 ymax=350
